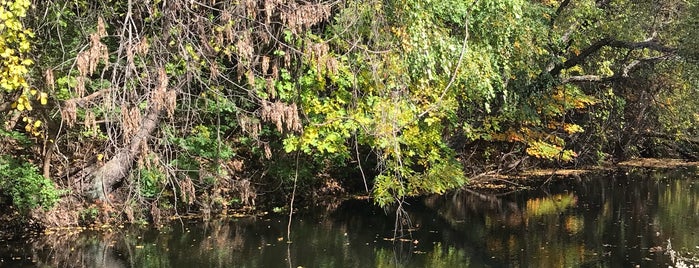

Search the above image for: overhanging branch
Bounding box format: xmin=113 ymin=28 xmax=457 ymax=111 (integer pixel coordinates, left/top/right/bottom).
xmin=549 ymin=37 xmax=677 ymax=78
xmin=548 ymin=38 xmax=612 ymax=75
xmin=562 ymin=75 xmax=614 ymax=83
xmin=562 ymin=55 xmax=670 ymax=84
xmin=607 ymin=39 xmax=676 ymax=54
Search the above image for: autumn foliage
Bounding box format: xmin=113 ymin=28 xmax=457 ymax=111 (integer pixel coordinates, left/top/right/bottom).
xmin=0 ymin=0 xmax=697 ymax=225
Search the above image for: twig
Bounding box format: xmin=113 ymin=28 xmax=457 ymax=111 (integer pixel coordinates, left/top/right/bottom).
xmin=286 ymin=150 xmax=300 ymax=242
xmin=354 ymin=132 xmax=369 ymax=193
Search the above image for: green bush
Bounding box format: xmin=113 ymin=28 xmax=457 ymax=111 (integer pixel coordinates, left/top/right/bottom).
xmin=0 ymin=156 xmax=61 ymax=212
xmin=138 ymin=166 xmax=166 ymax=199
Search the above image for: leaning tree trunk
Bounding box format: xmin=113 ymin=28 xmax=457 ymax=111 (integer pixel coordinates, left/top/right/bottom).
xmin=84 ymin=63 xmax=174 ymax=201
xmin=86 ymin=104 xmax=162 ymax=201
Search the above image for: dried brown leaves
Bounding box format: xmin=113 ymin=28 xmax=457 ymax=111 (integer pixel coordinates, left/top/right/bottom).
xmin=280 ymin=2 xmax=332 ymax=34
xmin=121 ymin=104 xmax=141 ymax=143
xmin=178 ymin=176 xmax=196 ymax=206
xmin=62 ymin=17 xmax=110 ymax=127
xmin=75 ymin=17 xmax=109 ymax=97
xmin=306 ymin=42 xmax=338 ymax=76
xmin=238 ymin=115 xmax=261 ymax=139
xmin=232 ymin=178 xmax=256 ymax=206
xmin=152 ymin=68 xmax=176 ymax=119
xmin=260 ymin=100 xmax=301 ymax=133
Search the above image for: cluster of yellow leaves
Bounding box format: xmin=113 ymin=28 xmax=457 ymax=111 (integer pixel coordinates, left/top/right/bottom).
xmin=21 ymin=116 xmax=42 ymax=136
xmin=525 ymin=140 xmax=577 ymax=162
xmin=562 ymin=123 xmax=584 ymax=134
xmin=1 ymin=0 xmax=49 ymax=136
xmin=11 ymin=89 xmax=48 ymax=111
xmin=549 ymin=87 xmax=598 ymax=110
xmin=0 ymin=0 xmax=33 ymax=92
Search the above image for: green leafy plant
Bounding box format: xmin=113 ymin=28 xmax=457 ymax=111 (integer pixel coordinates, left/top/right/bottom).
xmin=79 ymin=206 xmax=99 ymax=224
xmin=173 ymin=125 xmax=235 ymax=161
xmin=137 ymin=154 xmax=167 ymax=199
xmin=0 ymin=156 xmax=60 ymax=212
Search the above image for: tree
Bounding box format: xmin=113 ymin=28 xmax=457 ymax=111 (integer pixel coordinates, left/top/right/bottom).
xmin=1 ymin=0 xmax=698 ymax=222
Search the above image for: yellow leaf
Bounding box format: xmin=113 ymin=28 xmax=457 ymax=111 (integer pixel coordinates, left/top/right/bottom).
xmin=97 ymin=154 xmax=104 ymax=161
xmin=24 ymin=124 xmax=31 ymax=132
xmin=33 ymin=120 xmax=41 ymax=128
xmin=0 ymin=48 xmax=12 ymax=58
xmin=16 ymin=103 xmax=24 ymax=111
xmin=19 ymin=41 xmax=30 ymax=52
xmin=40 ymin=92 xmax=48 ymax=105
xmin=30 ymin=89 xmax=37 ymax=95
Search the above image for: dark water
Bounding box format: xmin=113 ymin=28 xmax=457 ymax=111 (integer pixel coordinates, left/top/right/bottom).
xmin=2 ymin=169 xmax=699 ymax=267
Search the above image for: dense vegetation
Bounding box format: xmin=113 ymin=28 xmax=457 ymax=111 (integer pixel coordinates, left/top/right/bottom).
xmin=0 ymin=0 xmax=697 ymax=226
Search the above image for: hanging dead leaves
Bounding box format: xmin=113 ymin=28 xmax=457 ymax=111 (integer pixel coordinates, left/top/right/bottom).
xmin=280 ymin=1 xmax=332 ymax=34
xmin=152 ymin=67 xmax=177 ymax=120
xmin=260 ymin=100 xmax=302 ymax=133
xmin=75 ymin=17 xmax=109 ymax=98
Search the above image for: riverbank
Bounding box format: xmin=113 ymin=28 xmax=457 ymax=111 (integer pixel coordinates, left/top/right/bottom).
xmin=3 ymin=166 xmax=699 ymax=267
xmin=2 ymin=158 xmax=697 ymax=240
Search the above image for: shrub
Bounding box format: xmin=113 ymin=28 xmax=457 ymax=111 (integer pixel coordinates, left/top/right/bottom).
xmin=0 ymin=156 xmax=61 ymax=212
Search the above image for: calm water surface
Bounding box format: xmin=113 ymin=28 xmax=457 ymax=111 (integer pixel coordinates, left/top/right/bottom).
xmin=2 ymin=169 xmax=699 ymax=267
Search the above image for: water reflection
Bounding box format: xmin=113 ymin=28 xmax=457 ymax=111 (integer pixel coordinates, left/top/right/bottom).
xmin=1 ymin=169 xmax=698 ymax=267
xmin=422 ymin=168 xmax=699 ymax=267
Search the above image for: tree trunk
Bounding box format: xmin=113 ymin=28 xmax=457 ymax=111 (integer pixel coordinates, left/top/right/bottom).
xmin=85 ymin=104 xmax=162 ymax=201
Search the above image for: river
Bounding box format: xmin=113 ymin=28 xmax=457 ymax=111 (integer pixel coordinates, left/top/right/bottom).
xmin=1 ymin=169 xmax=698 ymax=267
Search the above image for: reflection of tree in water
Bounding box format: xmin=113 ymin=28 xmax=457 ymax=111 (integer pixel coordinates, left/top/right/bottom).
xmin=373 ymin=242 xmax=473 ymax=268
xmin=654 ymin=169 xmax=699 ymax=266
xmin=418 ymin=171 xmax=693 ymax=267
xmin=5 ymin=170 xmax=698 ymax=267
xmin=422 ymin=187 xmax=588 ymax=267
xmin=27 ymin=231 xmax=130 ymax=268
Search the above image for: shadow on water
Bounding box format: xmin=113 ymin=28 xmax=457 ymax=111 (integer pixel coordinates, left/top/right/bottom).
xmin=2 ymin=168 xmax=699 ymax=267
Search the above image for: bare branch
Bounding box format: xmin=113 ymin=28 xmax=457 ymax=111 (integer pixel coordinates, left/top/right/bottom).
xmin=549 ymin=38 xmax=612 ymax=75
xmin=607 ymin=39 xmax=676 ymax=54
xmin=562 ymin=55 xmax=671 ymax=84
xmin=63 ymin=88 xmax=111 ymax=107
xmin=550 ymin=0 xmax=572 ymax=27
xmin=549 ymin=37 xmax=677 ymax=77
xmin=562 ymin=75 xmax=611 ymax=83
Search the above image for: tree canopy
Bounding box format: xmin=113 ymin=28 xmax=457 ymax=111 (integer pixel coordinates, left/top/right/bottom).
xmin=0 ymin=0 xmax=697 ymax=224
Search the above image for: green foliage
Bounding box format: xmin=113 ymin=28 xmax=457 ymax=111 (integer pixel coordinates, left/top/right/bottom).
xmin=0 ymin=156 xmax=60 ymax=212
xmin=137 ymin=166 xmax=165 ymax=199
xmin=0 ymin=128 xmax=31 ymax=146
xmin=79 ymin=206 xmax=99 ymax=224
xmin=678 ymin=2 xmax=699 ymax=60
xmin=0 ymin=0 xmax=695 ymax=219
xmin=172 ymin=125 xmax=235 ymax=161
xmin=657 ymin=64 xmax=699 ymax=137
